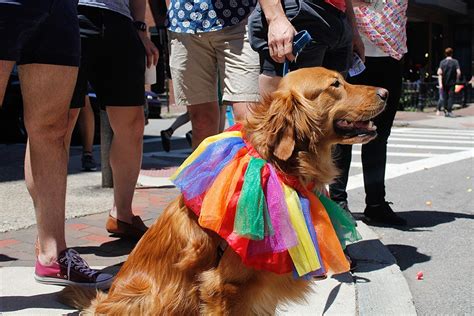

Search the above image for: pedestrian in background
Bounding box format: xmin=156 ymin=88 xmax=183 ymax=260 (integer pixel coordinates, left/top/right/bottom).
xmin=437 ymin=47 xmax=461 ymax=118
xmin=329 ymin=0 xmax=409 ymax=226
xmin=68 ymin=0 xmax=159 ymax=241
xmin=65 ymin=94 xmax=98 ymax=171
xmin=165 ymin=0 xmax=260 ymax=149
xmin=0 ymin=0 xmax=113 ymax=288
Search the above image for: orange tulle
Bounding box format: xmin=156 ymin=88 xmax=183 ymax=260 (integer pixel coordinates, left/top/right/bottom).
xmin=306 ymin=191 xmax=349 ymax=274
xmin=199 ymin=149 xmax=249 ymax=232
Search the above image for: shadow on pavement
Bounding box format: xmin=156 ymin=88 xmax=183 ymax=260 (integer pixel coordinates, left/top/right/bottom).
xmin=386 ymin=244 xmax=431 ymax=271
xmin=0 ymin=292 xmax=74 ymax=313
xmin=322 ymin=273 xmax=353 ymax=314
xmin=74 ymin=238 xmax=137 ymax=257
xmin=354 ymin=210 xmax=473 ymax=231
xmin=346 ymin=239 xmax=395 ymax=273
xmin=0 ymin=254 xmax=18 ymax=262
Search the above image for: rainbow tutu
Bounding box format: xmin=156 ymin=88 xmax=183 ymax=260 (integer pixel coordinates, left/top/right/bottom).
xmin=171 ymin=125 xmax=361 ymax=278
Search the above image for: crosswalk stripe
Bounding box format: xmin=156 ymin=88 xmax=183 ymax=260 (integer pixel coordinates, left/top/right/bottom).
xmin=351 ymin=151 xmax=438 ymax=158
xmin=393 ymin=128 xmax=474 ymax=136
xmin=350 ymin=162 xmax=398 ymax=168
xmin=389 ymin=137 xmax=473 ymax=144
xmin=353 ymin=144 xmax=473 ymax=150
xmin=389 ymin=133 xmax=473 ymax=140
xmin=347 ymin=149 xmax=474 ymax=190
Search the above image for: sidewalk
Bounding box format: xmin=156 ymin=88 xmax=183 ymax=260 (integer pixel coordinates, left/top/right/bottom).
xmin=0 ymin=169 xmax=416 ymax=315
xmin=5 ymin=104 xmax=470 ymax=315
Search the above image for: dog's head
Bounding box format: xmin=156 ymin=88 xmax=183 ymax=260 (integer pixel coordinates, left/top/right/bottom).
xmin=245 ymin=67 xmax=387 ymax=185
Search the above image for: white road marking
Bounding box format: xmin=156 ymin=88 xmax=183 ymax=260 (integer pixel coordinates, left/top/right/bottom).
xmin=347 ymin=149 xmax=474 ymax=190
xmin=393 ymin=128 xmax=474 ymax=136
xmin=352 ymin=144 xmax=473 ymax=151
xmin=389 ymin=137 xmax=473 ymax=144
xmin=351 ymin=151 xmax=438 ymax=158
xmin=389 ymin=133 xmax=473 ymax=140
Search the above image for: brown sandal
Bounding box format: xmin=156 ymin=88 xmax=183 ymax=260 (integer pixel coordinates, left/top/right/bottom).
xmin=106 ymin=215 xmax=148 ymax=240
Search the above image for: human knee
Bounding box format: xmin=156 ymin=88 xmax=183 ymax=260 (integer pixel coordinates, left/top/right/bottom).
xmin=111 ymin=111 xmax=145 ymax=141
xmin=25 ymin=116 xmax=68 ymax=145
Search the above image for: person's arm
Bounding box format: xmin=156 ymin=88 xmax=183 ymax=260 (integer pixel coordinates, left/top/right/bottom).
xmin=456 ymin=61 xmax=461 ymax=82
xmin=437 ymin=67 xmax=443 ymax=89
xmin=258 ymin=0 xmax=296 ymax=63
xmin=148 ymin=0 xmax=167 ymax=27
xmin=130 ymin=0 xmax=159 ymax=68
xmin=347 ymin=0 xmax=365 ymax=62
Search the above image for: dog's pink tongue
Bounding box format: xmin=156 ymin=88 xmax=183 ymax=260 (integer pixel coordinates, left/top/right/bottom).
xmin=353 ymin=121 xmax=369 ymax=128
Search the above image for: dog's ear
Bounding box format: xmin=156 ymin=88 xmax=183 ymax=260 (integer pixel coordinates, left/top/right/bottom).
xmin=265 ymin=90 xmax=297 ymax=161
xmin=274 ymin=125 xmax=295 ymax=161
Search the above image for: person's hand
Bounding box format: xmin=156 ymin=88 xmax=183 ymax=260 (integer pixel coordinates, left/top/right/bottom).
xmin=352 ymin=32 xmax=365 ymax=62
xmin=138 ymin=32 xmax=159 ymax=68
xmin=267 ymin=16 xmax=297 ymax=63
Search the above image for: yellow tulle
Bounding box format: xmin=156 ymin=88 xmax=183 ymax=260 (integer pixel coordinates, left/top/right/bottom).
xmin=283 ymin=184 xmax=321 ymax=276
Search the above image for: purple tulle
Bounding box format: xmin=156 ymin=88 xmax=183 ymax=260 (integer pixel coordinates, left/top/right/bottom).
xmin=247 ymin=165 xmax=298 ymax=256
xmin=172 ymin=137 xmax=245 ymax=201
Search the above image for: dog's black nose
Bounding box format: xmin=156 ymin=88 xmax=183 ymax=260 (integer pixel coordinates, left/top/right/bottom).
xmin=377 ymin=88 xmax=389 ymax=101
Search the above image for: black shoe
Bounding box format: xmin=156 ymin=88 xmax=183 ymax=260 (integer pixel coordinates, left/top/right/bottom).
xmin=336 ymin=200 xmax=357 ymax=226
xmin=185 ymin=130 xmax=193 ymax=147
xmin=160 ymin=128 xmax=173 ymax=152
xmin=344 ymin=249 xmax=357 ymax=271
xmin=81 ymin=153 xmax=97 ymax=171
xmin=364 ymin=202 xmax=407 ymax=226
xmin=445 ymin=112 xmax=455 ymax=118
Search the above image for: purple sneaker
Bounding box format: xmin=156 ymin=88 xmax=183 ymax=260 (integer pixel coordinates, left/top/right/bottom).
xmin=34 ymin=249 xmax=114 ymax=289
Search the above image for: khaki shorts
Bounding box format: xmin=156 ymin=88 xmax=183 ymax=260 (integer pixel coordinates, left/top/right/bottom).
xmin=169 ymin=20 xmax=260 ymax=107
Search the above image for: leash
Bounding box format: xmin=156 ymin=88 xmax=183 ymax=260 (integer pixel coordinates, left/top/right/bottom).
xmin=282 ymin=30 xmax=312 ymax=76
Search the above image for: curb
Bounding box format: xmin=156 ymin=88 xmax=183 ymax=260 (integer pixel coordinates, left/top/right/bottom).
xmin=347 ymin=222 xmax=417 ymax=315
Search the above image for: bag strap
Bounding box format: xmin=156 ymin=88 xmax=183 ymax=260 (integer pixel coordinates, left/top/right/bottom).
xmin=282 ymin=30 xmax=312 ymax=76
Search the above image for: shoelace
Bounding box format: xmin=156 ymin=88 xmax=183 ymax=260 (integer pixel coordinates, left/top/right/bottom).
xmin=59 ymin=249 xmax=98 ymax=279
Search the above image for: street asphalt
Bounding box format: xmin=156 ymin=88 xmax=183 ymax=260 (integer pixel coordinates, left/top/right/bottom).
xmin=0 ymin=104 xmax=472 ymax=315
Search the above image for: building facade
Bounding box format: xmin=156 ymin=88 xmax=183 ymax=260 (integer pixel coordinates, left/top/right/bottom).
xmin=404 ymin=0 xmax=473 ymax=83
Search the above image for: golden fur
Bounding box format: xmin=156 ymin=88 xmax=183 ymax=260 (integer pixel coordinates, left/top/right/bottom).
xmin=59 ymin=67 xmax=386 ymax=315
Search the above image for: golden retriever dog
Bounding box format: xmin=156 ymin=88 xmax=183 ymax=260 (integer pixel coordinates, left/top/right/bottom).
xmin=59 ymin=67 xmax=387 ymax=315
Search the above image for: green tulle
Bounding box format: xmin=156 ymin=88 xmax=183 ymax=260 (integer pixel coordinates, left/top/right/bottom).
xmin=318 ymin=194 xmax=362 ymax=249
xmin=234 ymin=157 xmax=273 ymax=240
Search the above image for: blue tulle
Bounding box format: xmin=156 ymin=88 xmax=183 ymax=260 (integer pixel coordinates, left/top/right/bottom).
xmin=172 ymin=137 xmax=245 ymax=200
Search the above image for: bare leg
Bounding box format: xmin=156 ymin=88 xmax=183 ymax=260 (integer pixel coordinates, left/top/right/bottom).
xmin=187 ymin=101 xmax=220 ymax=149
xmin=106 ymin=106 xmax=145 ymax=223
xmin=20 ymin=63 xmax=78 ymax=264
xmin=230 ymin=102 xmax=257 ymax=123
xmin=219 ymin=105 xmax=226 ymax=132
xmin=64 ymin=108 xmax=80 ymax=156
xmin=0 ymin=60 xmax=15 ymax=106
xmin=169 ymin=111 xmax=190 ymax=133
xmin=168 ymin=79 xmax=176 ymax=106
xmin=78 ymin=96 xmax=95 ymax=153
xmin=259 ymin=74 xmax=282 ymax=97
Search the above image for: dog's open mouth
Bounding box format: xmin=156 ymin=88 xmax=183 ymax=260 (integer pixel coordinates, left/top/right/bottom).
xmin=334 ymin=119 xmax=377 ymax=138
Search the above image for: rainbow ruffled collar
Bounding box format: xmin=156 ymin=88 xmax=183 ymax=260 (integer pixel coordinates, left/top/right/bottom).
xmin=171 ymin=125 xmax=360 ymax=278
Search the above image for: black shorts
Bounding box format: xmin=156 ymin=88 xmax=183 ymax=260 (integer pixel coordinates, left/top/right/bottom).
xmin=0 ymin=0 xmax=80 ymax=66
xmin=70 ymin=6 xmax=145 ymax=108
xmin=248 ymin=0 xmax=353 ymax=77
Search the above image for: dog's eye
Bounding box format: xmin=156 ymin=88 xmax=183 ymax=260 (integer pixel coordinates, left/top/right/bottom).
xmin=331 ymin=80 xmax=341 ymax=88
